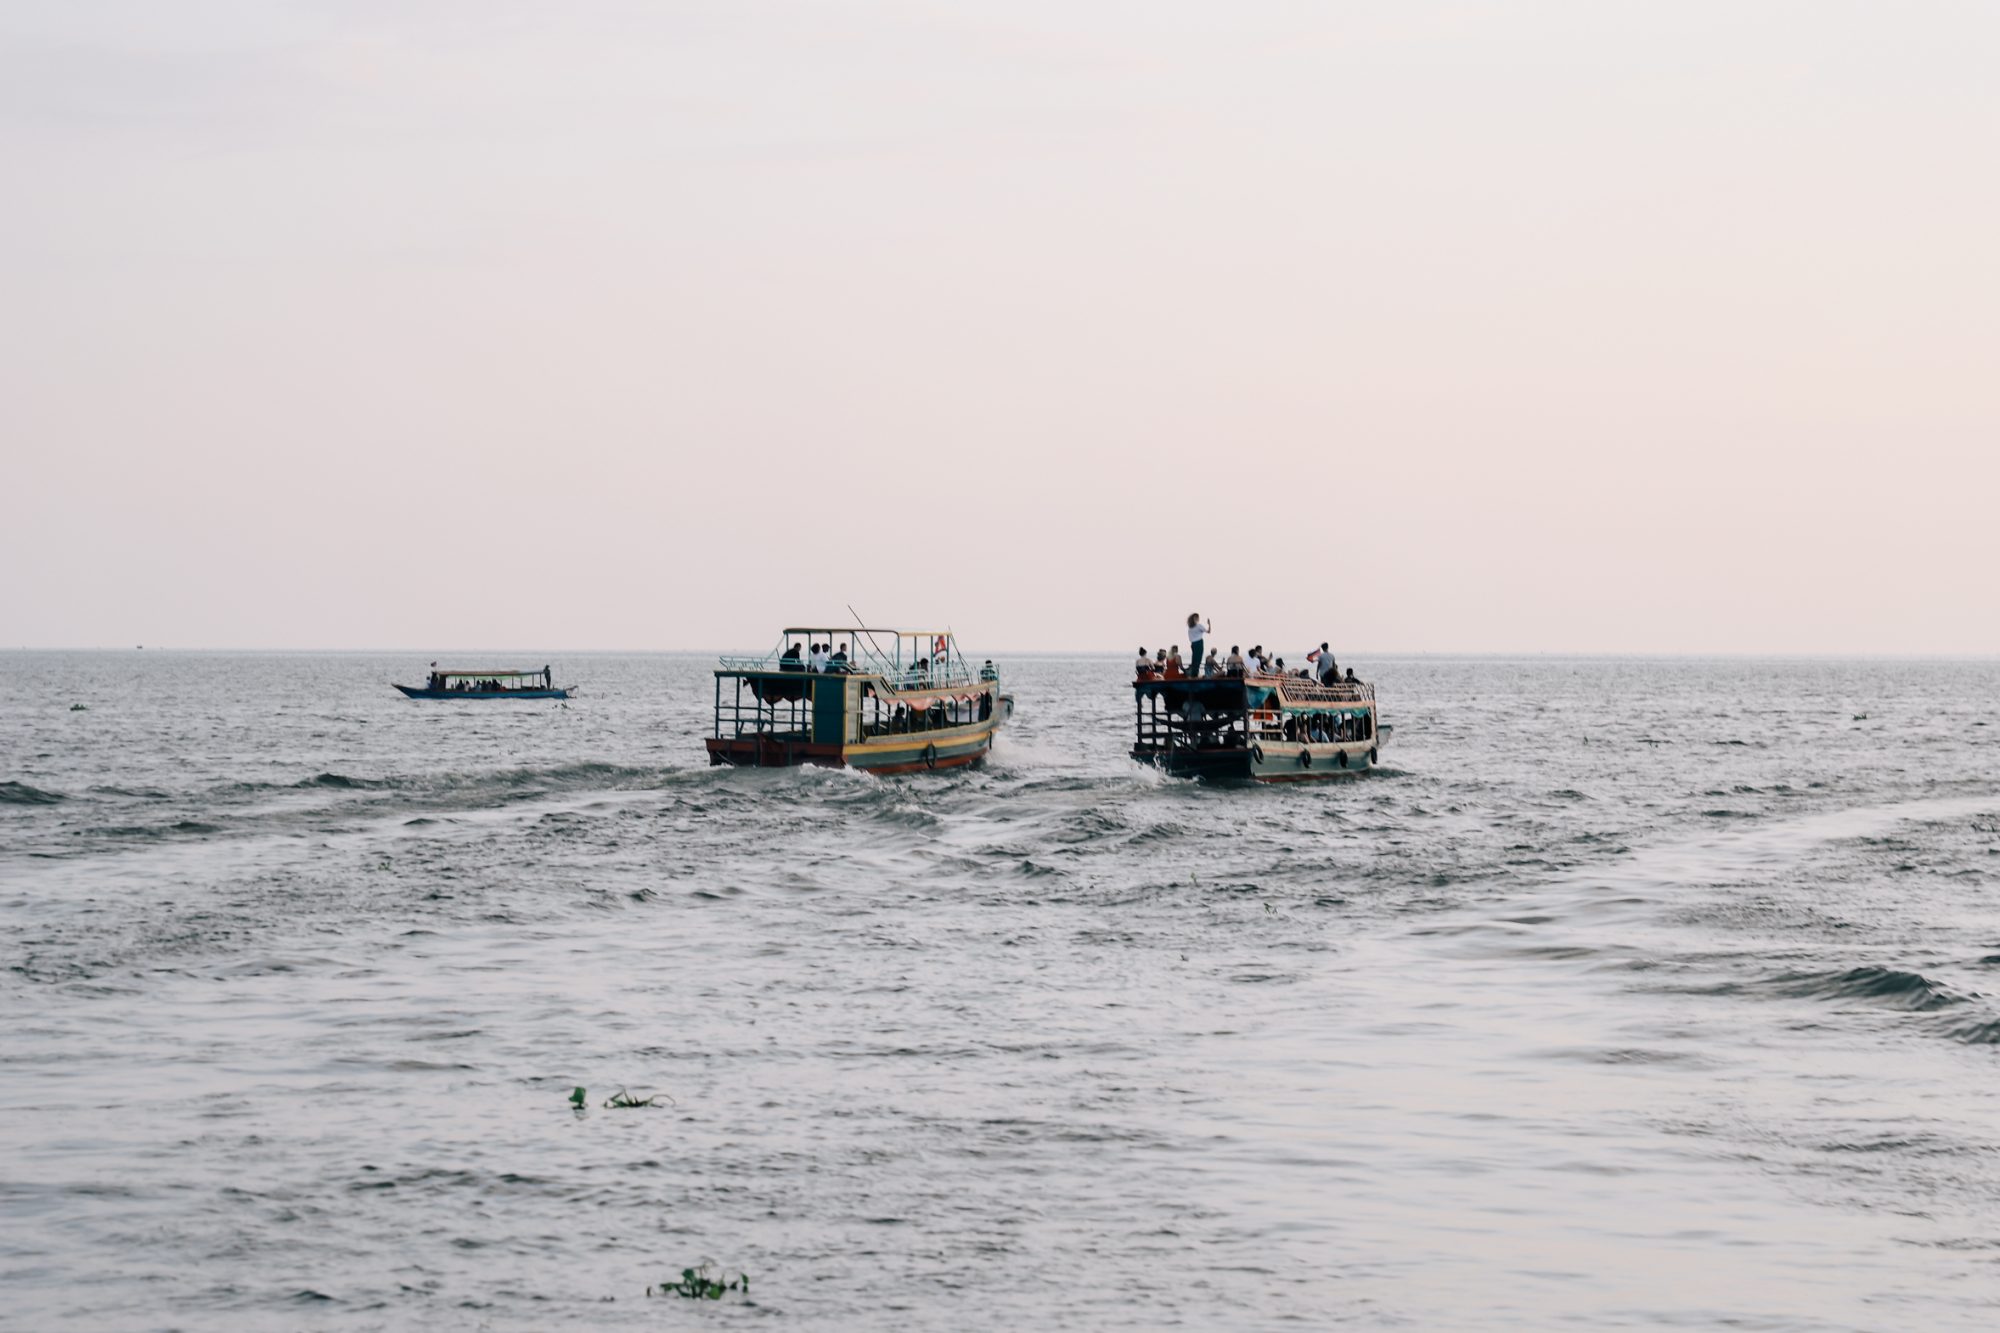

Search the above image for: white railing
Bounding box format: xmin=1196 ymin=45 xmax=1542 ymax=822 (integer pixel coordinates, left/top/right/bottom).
xmin=716 ymin=654 xmax=986 ymax=693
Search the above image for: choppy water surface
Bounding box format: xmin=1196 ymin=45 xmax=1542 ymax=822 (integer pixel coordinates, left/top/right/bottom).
xmin=4 ymin=652 xmax=1999 ymax=1330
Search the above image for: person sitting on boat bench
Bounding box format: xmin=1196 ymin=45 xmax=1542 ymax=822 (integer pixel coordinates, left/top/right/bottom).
xmin=1203 ymin=653 xmax=1224 ymax=678
xmin=1165 ymin=646 xmax=1185 ymax=679
xmin=828 ymin=643 xmax=850 ymax=672
xmin=1135 ymin=647 xmax=1154 ymax=680
xmin=1225 ymin=646 xmax=1245 ymax=676
xmin=780 ymin=643 xmax=804 ymax=672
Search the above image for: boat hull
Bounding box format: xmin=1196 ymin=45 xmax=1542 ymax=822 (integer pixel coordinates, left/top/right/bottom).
xmin=394 ymin=685 xmax=570 ymax=700
xmin=706 ymin=724 xmax=997 ymax=773
xmin=1135 ymin=738 xmax=1381 ymax=783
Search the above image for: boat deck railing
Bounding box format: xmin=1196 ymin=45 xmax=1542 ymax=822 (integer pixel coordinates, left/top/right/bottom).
xmin=1135 ymin=674 xmax=1375 ymax=704
xmin=1270 ymin=677 xmax=1375 ymax=704
xmin=717 ymin=655 xmax=989 ymax=694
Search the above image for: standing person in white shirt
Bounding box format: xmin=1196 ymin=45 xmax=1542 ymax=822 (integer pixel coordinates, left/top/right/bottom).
xmin=1186 ymin=614 xmax=1211 ymax=676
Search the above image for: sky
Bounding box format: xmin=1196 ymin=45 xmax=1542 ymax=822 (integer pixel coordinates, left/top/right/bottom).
xmin=3 ymin=2 xmax=1996 ymax=654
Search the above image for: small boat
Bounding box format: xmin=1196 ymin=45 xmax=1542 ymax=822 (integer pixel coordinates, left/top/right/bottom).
xmin=1132 ymin=669 xmax=1388 ymax=782
xmin=394 ymin=666 xmax=572 ymax=700
xmin=706 ymin=627 xmax=1012 ymax=772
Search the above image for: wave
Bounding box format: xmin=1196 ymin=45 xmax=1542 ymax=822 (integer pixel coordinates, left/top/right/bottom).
xmin=0 ymin=780 xmax=65 ymax=805
xmin=1761 ymin=965 xmax=1965 ymax=1012
xmin=233 ymin=762 xmax=686 ymax=800
xmin=1937 ymin=1016 xmax=2000 ymax=1046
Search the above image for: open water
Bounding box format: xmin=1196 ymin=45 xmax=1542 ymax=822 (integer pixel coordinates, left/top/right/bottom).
xmin=3 ymin=651 xmax=1999 ymax=1331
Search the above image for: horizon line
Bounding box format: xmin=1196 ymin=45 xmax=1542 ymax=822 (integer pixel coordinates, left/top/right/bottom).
xmin=7 ymin=646 xmax=2000 ymax=662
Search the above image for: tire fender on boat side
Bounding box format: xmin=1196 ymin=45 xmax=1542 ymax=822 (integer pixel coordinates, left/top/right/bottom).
xmin=1337 ymin=748 xmax=1349 ymax=768
xmin=1368 ymin=747 xmax=1378 ymax=765
xmin=1299 ymin=748 xmax=1312 ymax=768
xmin=1250 ymin=743 xmax=1265 ymax=765
xmin=923 ymin=742 xmax=938 ymax=771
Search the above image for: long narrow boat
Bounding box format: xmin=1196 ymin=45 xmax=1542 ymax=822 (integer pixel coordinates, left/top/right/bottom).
xmin=706 ymin=627 xmax=1012 ymax=773
xmin=1132 ymin=670 xmax=1389 ymax=782
xmin=394 ymin=667 xmax=572 ymax=700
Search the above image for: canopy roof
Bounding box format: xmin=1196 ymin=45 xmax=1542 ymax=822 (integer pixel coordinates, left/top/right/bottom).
xmin=782 ymin=627 xmax=950 ymax=640
xmin=433 ymin=669 xmax=547 ymax=678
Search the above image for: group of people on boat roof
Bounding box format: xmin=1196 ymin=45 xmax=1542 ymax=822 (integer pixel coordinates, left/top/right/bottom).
xmin=779 ymin=641 xmax=852 ymax=673
xmin=778 ymin=641 xmax=1001 ymax=686
xmin=1136 ymin=615 xmax=1359 ymax=685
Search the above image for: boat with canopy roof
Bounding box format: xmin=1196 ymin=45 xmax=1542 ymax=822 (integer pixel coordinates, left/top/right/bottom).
xmin=1132 ymin=668 xmax=1387 ymax=782
xmin=394 ymin=666 xmax=572 ymax=700
xmin=706 ymin=627 xmax=1011 ymax=772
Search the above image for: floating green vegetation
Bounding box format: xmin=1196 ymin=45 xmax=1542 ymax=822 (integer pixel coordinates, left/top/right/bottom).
xmin=650 ymin=1263 xmax=749 ymax=1300
xmin=69 ymin=703 xmax=87 ymax=711
xmin=567 ymin=1086 xmax=674 ymax=1110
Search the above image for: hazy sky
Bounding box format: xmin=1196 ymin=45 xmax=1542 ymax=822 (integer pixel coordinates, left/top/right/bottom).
xmin=4 ymin=2 xmax=1995 ymax=653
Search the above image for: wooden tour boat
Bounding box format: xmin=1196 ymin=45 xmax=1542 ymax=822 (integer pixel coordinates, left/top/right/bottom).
xmin=394 ymin=666 xmax=572 ymax=700
xmin=1133 ymin=670 xmax=1389 ymax=782
xmin=707 ymin=627 xmax=1012 ymax=773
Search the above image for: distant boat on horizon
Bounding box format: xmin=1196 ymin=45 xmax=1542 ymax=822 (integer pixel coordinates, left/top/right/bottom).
xmin=393 ymin=665 xmax=572 ymax=700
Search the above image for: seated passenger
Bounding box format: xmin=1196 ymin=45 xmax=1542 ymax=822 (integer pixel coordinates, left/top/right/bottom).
xmin=780 ymin=643 xmax=803 ymax=672
xmin=1164 ymin=646 xmax=1185 ymax=679
xmin=980 ymin=660 xmax=998 ymax=681
xmin=1345 ymin=667 xmax=1358 ymax=683
xmin=1226 ymin=646 xmax=1245 ymax=676
xmin=829 ymin=643 xmax=850 ymax=672
xmin=1203 ymin=655 xmax=1223 ymax=678
xmin=1135 ymin=647 xmax=1151 ymax=680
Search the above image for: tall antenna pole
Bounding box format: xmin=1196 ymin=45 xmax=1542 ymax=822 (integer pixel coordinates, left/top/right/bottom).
xmin=846 ymin=605 xmax=892 ymax=671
